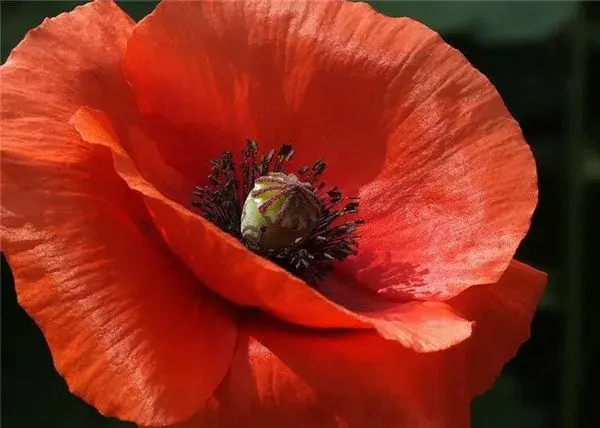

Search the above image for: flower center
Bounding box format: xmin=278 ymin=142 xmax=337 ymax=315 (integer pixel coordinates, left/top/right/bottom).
xmin=192 ymin=140 xmax=363 ymax=284
xmin=241 ymin=172 xmax=321 ymax=250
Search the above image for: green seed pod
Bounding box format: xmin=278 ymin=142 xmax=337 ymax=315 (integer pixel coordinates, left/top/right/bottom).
xmin=241 ymin=173 xmax=321 ymax=251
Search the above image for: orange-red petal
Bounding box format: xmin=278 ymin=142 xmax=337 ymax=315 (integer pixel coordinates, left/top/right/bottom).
xmin=123 ymin=0 xmax=401 ymax=191
xmin=445 ymin=260 xmax=547 ymax=396
xmin=349 ymin=93 xmax=537 ymax=300
xmin=71 ymin=107 xmax=363 ymax=329
xmin=330 ymin=9 xmax=536 ymax=301
xmin=125 ymin=0 xmax=538 ymax=304
xmin=154 ymin=260 xmax=545 ymax=428
xmin=0 ymin=1 xmax=236 ymax=425
xmin=318 ymin=274 xmax=473 ymax=352
xmin=73 ymin=107 xmax=477 ymax=352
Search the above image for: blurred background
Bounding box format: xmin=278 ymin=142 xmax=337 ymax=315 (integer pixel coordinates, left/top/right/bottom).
xmin=1 ymin=1 xmax=598 ymax=427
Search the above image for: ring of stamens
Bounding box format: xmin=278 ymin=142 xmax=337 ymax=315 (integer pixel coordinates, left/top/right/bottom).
xmin=192 ymin=140 xmax=363 ymax=285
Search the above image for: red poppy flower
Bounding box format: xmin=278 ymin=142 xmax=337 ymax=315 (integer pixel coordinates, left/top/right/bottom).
xmin=0 ymin=1 xmax=546 ymax=427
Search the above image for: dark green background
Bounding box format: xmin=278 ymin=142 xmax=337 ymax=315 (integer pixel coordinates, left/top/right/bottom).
xmin=1 ymin=1 xmax=598 ymax=427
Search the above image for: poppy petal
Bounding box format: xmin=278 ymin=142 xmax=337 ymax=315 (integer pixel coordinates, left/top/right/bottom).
xmin=340 ymin=29 xmax=537 ymax=301
xmin=73 ymin=108 xmax=476 ymax=352
xmin=0 ymin=1 xmax=236 ymax=425
xmin=123 ymin=0 xmax=402 ymax=191
xmin=446 ymin=260 xmax=547 ymax=396
xmin=350 ymin=114 xmax=537 ymax=301
xmin=125 ymin=0 xmax=537 ymax=303
xmin=153 ymin=260 xmax=545 ymax=428
xmin=71 ymin=107 xmax=365 ymax=329
xmin=318 ymin=274 xmax=473 ymax=352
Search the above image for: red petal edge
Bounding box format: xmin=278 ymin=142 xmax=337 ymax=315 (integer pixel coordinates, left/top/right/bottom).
xmin=1 ymin=1 xmax=237 ymax=425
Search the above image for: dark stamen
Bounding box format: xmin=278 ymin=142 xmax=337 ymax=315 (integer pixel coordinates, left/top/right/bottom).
xmin=192 ymin=140 xmax=362 ymax=285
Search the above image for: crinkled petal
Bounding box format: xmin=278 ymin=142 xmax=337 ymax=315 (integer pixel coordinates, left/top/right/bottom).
xmin=151 ymin=260 xmax=545 ymax=428
xmin=72 ymin=107 xmax=474 ymax=352
xmin=350 ymin=104 xmax=537 ymax=300
xmin=337 ymin=16 xmax=537 ymax=300
xmin=0 ymin=1 xmax=236 ymax=425
xmin=71 ymin=108 xmax=365 ymax=329
xmin=124 ymin=0 xmax=537 ymax=303
xmin=124 ymin=0 xmax=398 ymax=192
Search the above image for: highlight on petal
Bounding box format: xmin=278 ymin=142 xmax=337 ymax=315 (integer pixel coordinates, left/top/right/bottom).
xmin=72 ymin=107 xmax=476 ymax=352
xmin=333 ymin=16 xmax=538 ymax=301
xmin=1 ymin=1 xmax=236 ymax=425
xmin=361 ymin=301 xmax=473 ymax=352
xmin=318 ymin=274 xmax=474 ymax=352
xmin=158 ymin=260 xmax=546 ymax=428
